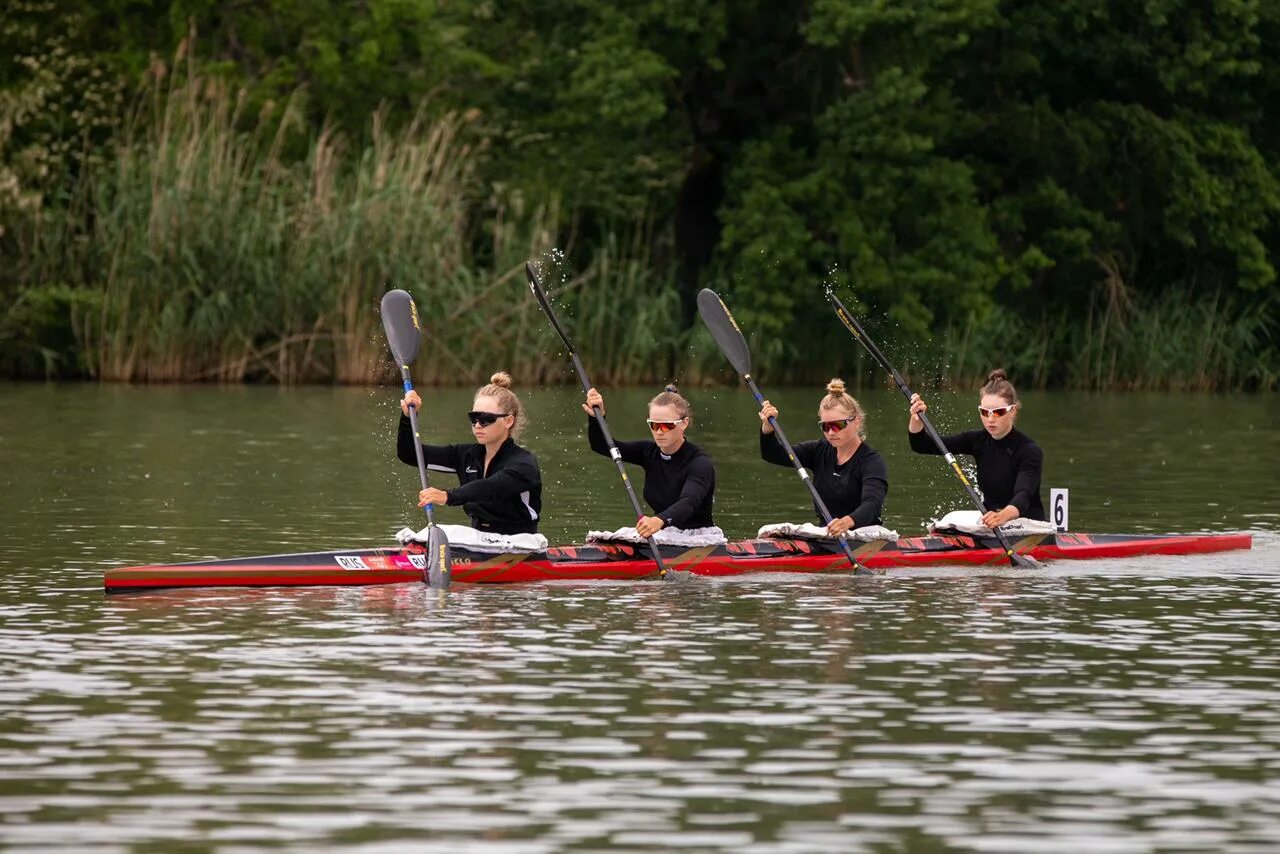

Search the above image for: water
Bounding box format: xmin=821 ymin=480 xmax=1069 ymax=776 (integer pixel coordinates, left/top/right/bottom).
xmin=2 ymin=382 xmax=1278 ymax=850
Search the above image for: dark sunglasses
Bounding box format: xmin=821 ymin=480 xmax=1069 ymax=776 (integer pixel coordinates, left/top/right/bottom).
xmin=819 ymin=417 xmax=855 ymax=433
xmin=647 ymin=418 xmax=686 ymax=433
xmin=977 ymin=405 xmax=1016 ymax=418
xmin=468 ymin=410 xmax=509 ymax=427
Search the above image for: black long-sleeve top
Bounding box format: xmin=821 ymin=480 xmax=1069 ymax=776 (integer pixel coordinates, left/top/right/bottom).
xmin=587 ymin=417 xmax=716 ymax=529
xmin=908 ymin=426 xmax=1045 ymax=520
xmin=760 ymin=433 xmax=889 ymax=527
xmin=397 ymin=416 xmax=542 ymax=534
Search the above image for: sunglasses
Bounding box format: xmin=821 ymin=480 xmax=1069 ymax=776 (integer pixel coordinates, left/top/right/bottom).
xmin=467 ymin=410 xmax=509 ymax=427
xmin=977 ymin=405 xmax=1016 ymax=418
xmin=647 ymin=418 xmax=686 ymax=433
xmin=819 ymin=417 xmax=856 ymax=434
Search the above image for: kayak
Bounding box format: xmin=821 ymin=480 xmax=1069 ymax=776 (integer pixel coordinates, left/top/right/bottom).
xmin=103 ymin=530 xmax=1252 ymax=592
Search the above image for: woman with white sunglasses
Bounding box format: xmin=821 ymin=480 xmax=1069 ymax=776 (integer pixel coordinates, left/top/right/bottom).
xmin=758 ymin=378 xmax=888 ymax=536
xmin=398 ymin=371 xmax=543 ymax=534
xmin=582 ymin=384 xmax=717 ymax=537
xmin=908 ymin=368 xmax=1045 ymax=525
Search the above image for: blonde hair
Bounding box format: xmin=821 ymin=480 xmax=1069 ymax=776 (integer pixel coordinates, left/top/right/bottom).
xmin=475 ymin=371 xmax=527 ymax=439
xmin=980 ymin=368 xmax=1018 ymax=406
xmin=648 ymin=383 xmax=691 ymax=425
xmin=820 ymin=377 xmax=866 ymax=437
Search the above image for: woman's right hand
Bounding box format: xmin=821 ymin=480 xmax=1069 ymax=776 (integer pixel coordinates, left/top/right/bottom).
xmin=759 ymin=400 xmax=778 ymax=434
xmin=582 ymin=387 xmax=605 ymax=416
xmin=401 ymin=390 xmax=423 ymax=417
xmin=908 ymin=393 xmax=927 ymax=432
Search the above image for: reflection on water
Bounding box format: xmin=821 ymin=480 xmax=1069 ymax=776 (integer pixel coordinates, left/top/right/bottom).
xmin=1 ymin=383 xmax=1279 ymax=848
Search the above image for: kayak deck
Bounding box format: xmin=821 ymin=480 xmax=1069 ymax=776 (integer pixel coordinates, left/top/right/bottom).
xmin=103 ymin=531 xmax=1254 ymax=592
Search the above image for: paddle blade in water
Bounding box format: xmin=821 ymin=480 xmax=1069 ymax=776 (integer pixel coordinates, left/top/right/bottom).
xmin=697 ymin=288 xmax=752 ymax=375
xmin=425 ymin=525 xmax=452 ymax=589
xmin=380 ymin=289 xmax=422 ymax=367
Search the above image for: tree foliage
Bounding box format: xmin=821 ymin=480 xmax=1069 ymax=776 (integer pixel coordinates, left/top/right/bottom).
xmin=2 ymin=0 xmax=1277 ymax=386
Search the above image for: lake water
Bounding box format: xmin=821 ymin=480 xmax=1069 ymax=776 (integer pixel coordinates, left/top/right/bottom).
xmin=2 ymin=382 xmax=1278 ymax=850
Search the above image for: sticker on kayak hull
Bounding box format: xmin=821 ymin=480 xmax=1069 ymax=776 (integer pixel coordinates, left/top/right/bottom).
xmin=335 ymin=555 xmax=369 ymax=570
xmin=408 ymin=555 xmax=427 ymax=570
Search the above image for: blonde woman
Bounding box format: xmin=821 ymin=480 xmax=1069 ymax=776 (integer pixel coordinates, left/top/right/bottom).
xmin=908 ymin=368 xmax=1044 ymax=526
xmin=582 ymin=384 xmax=716 ymax=537
xmin=758 ymin=378 xmax=888 ymax=536
xmin=398 ymin=372 xmax=542 ymax=534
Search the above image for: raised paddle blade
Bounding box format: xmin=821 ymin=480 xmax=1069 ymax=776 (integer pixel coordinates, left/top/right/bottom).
xmin=380 ymin=289 xmax=422 ymax=368
xmin=525 ymin=262 xmax=576 ymax=352
xmin=696 ymin=288 xmax=752 ymax=376
xmin=425 ymin=525 xmax=452 ymax=588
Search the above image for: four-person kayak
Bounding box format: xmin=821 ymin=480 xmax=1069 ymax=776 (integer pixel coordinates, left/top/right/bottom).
xmin=103 ymin=530 xmax=1253 ymax=593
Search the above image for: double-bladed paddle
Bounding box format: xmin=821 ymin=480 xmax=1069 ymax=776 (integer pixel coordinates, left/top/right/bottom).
xmin=525 ymin=262 xmax=691 ymax=582
xmin=824 ymin=287 xmax=1038 ymax=569
xmin=696 ymin=288 xmax=877 ymax=577
xmin=380 ymin=289 xmax=453 ymax=588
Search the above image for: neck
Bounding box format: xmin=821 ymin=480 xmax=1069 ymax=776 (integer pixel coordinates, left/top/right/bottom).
xmin=836 ymin=436 xmax=861 ymax=462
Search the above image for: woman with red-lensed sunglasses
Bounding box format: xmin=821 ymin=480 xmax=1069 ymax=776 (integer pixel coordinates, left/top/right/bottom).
xmin=397 ymin=371 xmax=543 ymax=535
xmin=758 ymin=378 xmax=889 ymax=536
xmin=581 ymin=384 xmax=717 ymax=537
xmin=908 ymin=368 xmax=1045 ymax=526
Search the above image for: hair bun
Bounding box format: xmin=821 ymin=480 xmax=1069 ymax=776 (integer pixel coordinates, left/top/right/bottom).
xmin=664 ymin=383 xmax=678 ymax=394
xmin=986 ymin=368 xmax=1008 ymax=384
xmin=490 ymin=371 xmax=512 ymax=389
xmin=826 ymin=377 xmax=846 ymax=395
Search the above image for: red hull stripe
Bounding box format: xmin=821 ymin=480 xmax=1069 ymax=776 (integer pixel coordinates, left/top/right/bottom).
xmin=103 ymin=533 xmax=1253 ymax=592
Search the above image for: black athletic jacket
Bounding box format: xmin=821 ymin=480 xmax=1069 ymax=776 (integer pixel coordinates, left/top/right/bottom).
xmin=398 ymin=416 xmax=542 ymax=534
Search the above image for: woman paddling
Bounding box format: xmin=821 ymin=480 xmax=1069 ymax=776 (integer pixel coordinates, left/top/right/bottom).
xmin=908 ymin=369 xmax=1044 ymax=526
xmin=398 ymin=372 xmax=542 ymax=534
xmin=758 ymin=378 xmax=889 ymax=535
xmin=582 ymin=384 xmax=716 ymax=537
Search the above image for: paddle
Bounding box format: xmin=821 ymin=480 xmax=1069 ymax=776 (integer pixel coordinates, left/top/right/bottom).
xmin=696 ymin=288 xmax=877 ymax=577
xmin=380 ymin=288 xmax=453 ymax=588
xmin=823 ymin=287 xmax=1039 ymax=569
xmin=525 ymin=261 xmax=691 ymax=582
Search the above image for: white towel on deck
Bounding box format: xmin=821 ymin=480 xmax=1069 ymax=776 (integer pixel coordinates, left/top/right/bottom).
xmin=756 ymin=522 xmax=900 ymax=542
xmin=585 ymin=525 xmax=728 ymax=546
xmin=928 ymin=510 xmax=1057 ymax=537
xmin=395 ymin=524 xmax=548 ymax=553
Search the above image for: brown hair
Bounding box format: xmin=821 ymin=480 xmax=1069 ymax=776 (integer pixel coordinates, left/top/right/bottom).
xmin=980 ymin=368 xmax=1018 ymax=406
xmin=475 ymin=371 xmax=527 ymax=439
xmin=648 ymin=383 xmax=691 ymax=425
xmin=820 ymin=377 xmax=866 ymax=437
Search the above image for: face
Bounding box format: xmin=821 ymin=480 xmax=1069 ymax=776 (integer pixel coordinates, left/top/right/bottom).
xmin=818 ymin=404 xmax=860 ymax=448
xmin=469 ymin=394 xmax=514 ymax=445
xmin=647 ymin=403 xmax=688 ymax=453
xmin=977 ymin=393 xmax=1017 ymax=439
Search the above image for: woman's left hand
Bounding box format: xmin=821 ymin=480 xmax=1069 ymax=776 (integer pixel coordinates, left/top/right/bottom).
xmin=636 ymin=516 xmax=666 ymax=538
xmin=981 ymin=506 xmax=1020 ymax=529
xmin=826 ymin=515 xmax=856 ymax=537
xmin=418 ymin=487 xmax=450 ymax=508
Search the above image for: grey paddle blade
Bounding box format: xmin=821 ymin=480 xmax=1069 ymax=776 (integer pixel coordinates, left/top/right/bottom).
xmin=525 ymin=262 xmax=576 ymax=352
xmin=380 ymin=289 xmax=422 ymax=367
xmin=425 ymin=525 xmax=452 ymax=589
xmin=697 ymin=288 xmax=752 ymax=376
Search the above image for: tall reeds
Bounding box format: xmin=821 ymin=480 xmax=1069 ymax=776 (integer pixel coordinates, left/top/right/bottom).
xmin=12 ymin=66 xmax=684 ymax=384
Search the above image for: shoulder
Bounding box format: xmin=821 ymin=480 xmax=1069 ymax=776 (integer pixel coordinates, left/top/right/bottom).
xmin=684 ymin=442 xmax=716 ymax=466
xmin=1012 ymin=430 xmax=1043 ymax=456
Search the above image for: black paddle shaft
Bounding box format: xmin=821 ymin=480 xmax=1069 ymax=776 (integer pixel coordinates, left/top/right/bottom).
xmin=824 ymin=288 xmax=1036 ymax=568
xmin=695 ymin=288 xmax=874 ymax=576
xmin=380 ymin=288 xmax=452 ymax=588
xmin=525 ymin=262 xmax=680 ymax=581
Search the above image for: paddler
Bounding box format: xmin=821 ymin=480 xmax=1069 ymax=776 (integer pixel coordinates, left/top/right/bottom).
xmin=757 ymin=377 xmax=888 ymax=535
xmin=907 ymin=368 xmax=1045 ymax=526
xmin=398 ymin=371 xmax=543 ymax=534
xmin=582 ymin=384 xmax=717 ymax=537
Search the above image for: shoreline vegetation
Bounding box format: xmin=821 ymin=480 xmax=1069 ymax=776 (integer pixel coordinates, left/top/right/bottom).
xmin=3 ymin=7 xmax=1277 ymax=391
